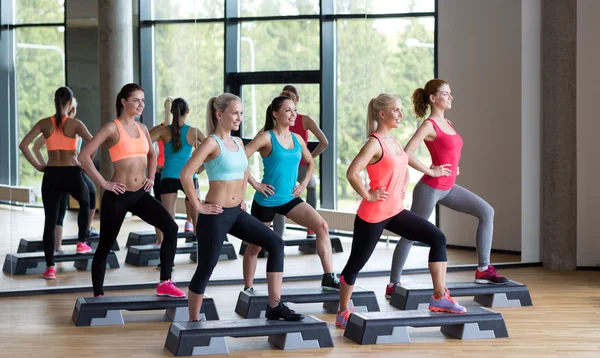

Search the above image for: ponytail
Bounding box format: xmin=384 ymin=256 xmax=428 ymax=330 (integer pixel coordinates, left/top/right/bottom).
xmin=366 ymin=93 xmax=400 ymax=138
xmin=170 ymin=97 xmax=189 ymax=153
xmin=163 ymin=97 xmax=174 ymax=125
xmin=53 ymin=86 xmax=74 ymax=132
xmin=411 ymin=88 xmax=429 ymax=118
xmin=206 ymin=93 xmax=241 ymax=135
xmin=264 ymin=95 xmax=292 ymax=132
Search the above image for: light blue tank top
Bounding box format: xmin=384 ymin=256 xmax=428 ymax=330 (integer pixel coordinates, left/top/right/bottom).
xmin=204 ymin=134 xmax=248 ymax=181
xmin=162 ymin=124 xmax=196 ymax=180
xmin=254 ymin=130 xmax=301 ymax=207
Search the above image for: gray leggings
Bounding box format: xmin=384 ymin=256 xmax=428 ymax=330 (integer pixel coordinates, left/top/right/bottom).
xmin=273 ymin=164 xmax=317 ymax=236
xmin=390 ymin=180 xmax=495 ymax=283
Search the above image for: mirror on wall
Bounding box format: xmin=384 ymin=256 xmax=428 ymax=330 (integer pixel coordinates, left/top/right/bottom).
xmin=0 ymin=0 xmax=521 ymax=295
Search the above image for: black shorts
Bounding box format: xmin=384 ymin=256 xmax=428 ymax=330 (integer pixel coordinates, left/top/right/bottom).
xmin=161 ymin=177 xmax=198 ymax=201
xmin=250 ymin=197 xmax=303 ymax=223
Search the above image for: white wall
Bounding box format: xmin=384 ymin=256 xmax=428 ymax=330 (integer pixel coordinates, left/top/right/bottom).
xmin=576 ymin=0 xmax=600 ymax=267
xmin=437 ymin=0 xmax=541 ymax=259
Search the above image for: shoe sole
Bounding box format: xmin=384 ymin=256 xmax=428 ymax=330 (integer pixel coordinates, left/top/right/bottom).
xmin=156 ymin=293 xmax=186 ymax=298
xmin=429 ymin=306 xmax=467 ymax=314
xmin=321 ymin=286 xmax=340 ymax=291
xmin=384 ymin=294 xmax=392 ymax=299
xmin=335 ymin=321 xmax=347 ymax=329
xmin=42 ymin=276 xmax=55 ymax=279
xmin=474 ymin=279 xmax=508 ymax=285
xmin=76 ymin=250 xmax=93 ymax=254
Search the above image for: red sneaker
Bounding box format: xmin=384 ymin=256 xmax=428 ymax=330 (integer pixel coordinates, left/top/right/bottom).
xmin=385 ymin=282 xmax=400 ymax=299
xmin=157 ymin=280 xmax=186 ymax=298
xmin=306 ymin=228 xmax=316 ymax=238
xmin=42 ymin=266 xmax=56 ymax=279
xmin=475 ymin=265 xmax=508 ymax=285
xmin=76 ymin=242 xmax=93 ymax=254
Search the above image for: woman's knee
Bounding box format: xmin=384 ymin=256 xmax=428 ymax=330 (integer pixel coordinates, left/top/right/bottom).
xmin=314 ymin=219 xmax=329 ymax=237
xmin=245 ymin=243 xmax=264 ymax=257
xmin=429 ymin=231 xmax=447 ymax=261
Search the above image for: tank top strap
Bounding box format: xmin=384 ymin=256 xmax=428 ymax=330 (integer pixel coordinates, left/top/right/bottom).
xmin=210 ymin=133 xmax=226 ymax=151
xmin=425 ymin=118 xmax=443 ymax=135
xmin=369 ymin=132 xmax=388 ymax=154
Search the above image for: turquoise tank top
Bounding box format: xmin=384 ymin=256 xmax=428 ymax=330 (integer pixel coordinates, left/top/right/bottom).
xmin=254 ymin=130 xmax=302 ymax=207
xmin=162 ymin=124 xmax=196 ymax=180
xmin=204 ymin=134 xmax=248 ymax=181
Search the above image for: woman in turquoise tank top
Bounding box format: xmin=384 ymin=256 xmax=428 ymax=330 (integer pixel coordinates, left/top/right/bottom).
xmin=150 ymin=98 xmax=206 ymax=238
xmin=243 ymin=95 xmax=340 ymax=291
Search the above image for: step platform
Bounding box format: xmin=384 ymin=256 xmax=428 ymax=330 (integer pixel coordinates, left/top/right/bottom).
xmin=17 ymin=234 xmax=119 ymax=253
xmin=390 ymin=280 xmax=533 ymax=310
xmin=235 ymin=286 xmax=379 ymax=319
xmin=72 ymin=294 xmax=219 ymax=326
xmin=165 ymin=315 xmax=333 ymax=356
xmin=238 ymin=236 xmax=344 ymax=258
xmin=344 ymin=306 xmax=509 ymax=344
xmin=125 ymin=242 xmax=237 ymax=266
xmin=2 ymin=250 xmax=119 ymax=275
xmin=126 ymin=230 xmax=196 ymax=247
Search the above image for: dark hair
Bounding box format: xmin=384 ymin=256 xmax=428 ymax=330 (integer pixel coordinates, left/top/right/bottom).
xmin=170 ymin=97 xmax=189 ymax=153
xmin=264 ymin=96 xmax=293 ymax=131
xmin=279 ymin=90 xmax=298 ymax=103
xmin=282 ymin=84 xmax=299 ymax=100
xmin=54 ymin=86 xmax=74 ymax=132
xmin=115 ymin=83 xmax=144 ymax=117
xmin=412 ymin=79 xmax=448 ymax=118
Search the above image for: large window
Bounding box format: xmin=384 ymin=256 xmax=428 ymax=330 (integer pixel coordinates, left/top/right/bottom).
xmin=152 ymin=0 xmax=224 ymax=20
xmin=14 ymin=1 xmax=66 ymax=197
xmin=336 ymin=16 xmax=435 ymax=212
xmin=240 ymin=0 xmax=319 ymax=17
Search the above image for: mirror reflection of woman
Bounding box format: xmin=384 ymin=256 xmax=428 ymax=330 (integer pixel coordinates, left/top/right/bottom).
xmin=32 ymin=97 xmax=99 ymax=252
xmin=19 ymin=86 xmax=94 ymax=280
xmin=78 ymin=83 xmax=184 ymax=298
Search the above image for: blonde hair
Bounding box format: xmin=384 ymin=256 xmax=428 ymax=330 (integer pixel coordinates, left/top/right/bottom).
xmin=163 ymin=97 xmax=175 ymax=125
xmin=206 ymin=93 xmax=241 ymax=135
xmin=67 ymin=97 xmax=78 ymax=117
xmin=366 ymin=93 xmax=400 ymax=138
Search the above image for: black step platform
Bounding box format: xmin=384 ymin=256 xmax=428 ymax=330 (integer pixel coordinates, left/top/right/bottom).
xmin=344 ymin=306 xmax=509 ymax=344
xmin=17 ymin=234 xmax=119 ymax=253
xmin=72 ymin=294 xmax=220 ymax=326
xmin=2 ymin=250 xmax=119 ymax=275
xmin=239 ymin=236 xmax=344 ymax=257
xmin=390 ymin=281 xmax=533 ymax=310
xmin=125 ymin=242 xmax=237 ymax=266
xmin=126 ymin=230 xmax=196 ymax=247
xmin=165 ymin=315 xmax=334 ymax=356
xmin=235 ymin=286 xmax=379 ymax=319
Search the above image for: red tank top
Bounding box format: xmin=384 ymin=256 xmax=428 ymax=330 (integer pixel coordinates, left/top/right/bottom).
xmin=356 ymin=133 xmax=408 ymax=223
xmin=290 ymin=114 xmax=309 ymax=165
xmin=420 ymin=119 xmax=463 ymax=190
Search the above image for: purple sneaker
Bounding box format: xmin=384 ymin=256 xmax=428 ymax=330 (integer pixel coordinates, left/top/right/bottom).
xmin=335 ymin=308 xmax=355 ymax=329
xmin=429 ymin=288 xmax=467 ymax=314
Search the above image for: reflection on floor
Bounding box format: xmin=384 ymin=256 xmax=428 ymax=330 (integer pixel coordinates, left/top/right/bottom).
xmin=0 ymin=204 xmax=520 ymax=292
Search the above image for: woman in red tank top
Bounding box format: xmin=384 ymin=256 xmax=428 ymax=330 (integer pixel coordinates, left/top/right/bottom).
xmin=388 ymin=79 xmax=507 ymax=294
xmin=335 ymin=93 xmax=466 ymax=329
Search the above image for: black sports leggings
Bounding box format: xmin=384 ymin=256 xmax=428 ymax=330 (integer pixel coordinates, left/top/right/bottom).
xmin=189 ymin=206 xmax=285 ymax=294
xmin=41 ymin=166 xmax=90 ymax=267
xmin=92 ymin=188 xmax=178 ymax=296
xmin=341 ymin=209 xmax=447 ymax=285
xmin=55 ymin=172 xmax=97 ymax=226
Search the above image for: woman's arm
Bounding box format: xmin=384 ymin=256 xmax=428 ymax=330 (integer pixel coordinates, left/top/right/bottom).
xmin=244 ymin=132 xmax=274 ymax=197
xmin=180 ymin=137 xmax=222 ymax=214
xmin=292 ymin=133 xmax=315 ymax=197
xmin=346 ymin=138 xmax=387 ymax=202
xmin=404 ymin=121 xmax=451 ymax=177
xmin=77 ymin=122 xmax=125 ymax=194
xmin=19 ymin=120 xmax=45 ymax=172
xmin=74 ymin=119 xmax=96 ymax=161
xmin=32 ymin=136 xmax=47 ymax=167
xmin=140 ymin=123 xmax=157 ymax=192
xmin=303 ymin=115 xmax=329 ymax=158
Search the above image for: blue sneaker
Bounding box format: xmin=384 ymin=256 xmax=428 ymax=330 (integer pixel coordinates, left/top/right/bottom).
xmin=429 ymin=288 xmax=467 ymax=314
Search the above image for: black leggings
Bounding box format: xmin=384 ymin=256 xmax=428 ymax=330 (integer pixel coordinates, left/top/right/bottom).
xmin=92 ymin=188 xmax=178 ymax=296
xmin=56 ymin=172 xmax=97 ymax=226
xmin=341 ymin=210 xmax=447 ymax=285
xmin=41 ymin=166 xmax=90 ymax=267
xmin=189 ymin=206 xmax=285 ymax=294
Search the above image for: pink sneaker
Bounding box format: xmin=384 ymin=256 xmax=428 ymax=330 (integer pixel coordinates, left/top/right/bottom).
xmin=385 ymin=282 xmax=400 ymax=299
xmin=184 ymin=221 xmax=194 ymax=232
xmin=76 ymin=242 xmax=92 ymax=254
xmin=157 ymin=280 xmax=186 ymax=298
xmin=475 ymin=265 xmax=508 ymax=285
xmin=42 ymin=266 xmax=56 ymax=279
